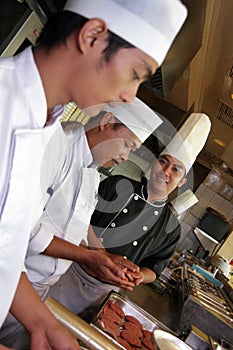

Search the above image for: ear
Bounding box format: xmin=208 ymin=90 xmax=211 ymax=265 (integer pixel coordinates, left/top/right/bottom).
xmin=99 ymin=112 xmax=115 ymax=131
xmin=177 ymin=177 xmax=187 ymax=188
xmin=78 ymin=18 xmax=108 ymax=53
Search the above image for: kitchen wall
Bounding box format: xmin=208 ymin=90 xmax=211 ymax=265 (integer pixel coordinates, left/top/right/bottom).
xmin=177 ymin=166 xmax=233 ymax=261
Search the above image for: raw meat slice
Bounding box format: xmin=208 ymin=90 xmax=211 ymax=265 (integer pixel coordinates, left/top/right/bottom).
xmin=125 ymin=315 xmax=143 ymax=330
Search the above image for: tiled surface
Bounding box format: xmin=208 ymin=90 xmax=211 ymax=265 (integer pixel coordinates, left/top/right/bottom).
xmin=180 ymin=182 xmax=233 ymax=258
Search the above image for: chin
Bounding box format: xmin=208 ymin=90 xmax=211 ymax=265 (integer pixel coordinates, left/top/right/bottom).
xmin=102 ymin=161 xmax=113 ymax=168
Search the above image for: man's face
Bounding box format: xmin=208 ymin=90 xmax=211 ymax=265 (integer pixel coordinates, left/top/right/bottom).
xmin=71 ymin=42 xmax=158 ymax=109
xmin=149 ymin=155 xmax=187 ymax=198
xmin=90 ymin=123 xmax=141 ymax=167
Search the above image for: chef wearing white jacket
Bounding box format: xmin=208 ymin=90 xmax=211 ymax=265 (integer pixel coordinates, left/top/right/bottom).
xmin=0 ymin=99 xmax=162 ymax=349
xmin=0 ymin=0 xmax=187 ymax=347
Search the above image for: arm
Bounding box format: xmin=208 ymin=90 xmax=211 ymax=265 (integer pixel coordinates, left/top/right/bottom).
xmin=87 ymin=224 xmax=105 ymax=249
xmin=126 ymin=267 xmax=156 ymax=286
xmin=10 ymin=272 xmax=80 ymax=350
xmin=43 ymin=235 xmax=138 ymax=291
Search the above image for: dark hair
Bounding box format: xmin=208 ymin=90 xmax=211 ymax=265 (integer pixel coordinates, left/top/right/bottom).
xmin=37 ymin=11 xmax=134 ymax=62
xmin=86 ymin=110 xmax=124 ymax=131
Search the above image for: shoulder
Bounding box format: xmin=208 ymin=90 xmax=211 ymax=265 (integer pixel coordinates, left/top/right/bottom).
xmin=99 ymin=175 xmax=141 ymax=192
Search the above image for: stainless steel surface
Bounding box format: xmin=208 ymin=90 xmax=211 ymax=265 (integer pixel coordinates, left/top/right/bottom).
xmin=193 ymin=292 xmax=231 ymax=312
xmin=93 ymin=291 xmax=172 ymax=334
xmin=153 ymin=330 xmax=193 ymax=350
xmin=209 ymin=336 xmax=233 ymax=350
xmin=191 ymin=295 xmax=233 ymax=323
xmin=187 ymin=269 xmax=233 ymax=324
xmin=193 ymin=289 xmax=226 ymax=305
xmin=45 ymin=297 xmax=123 ymax=350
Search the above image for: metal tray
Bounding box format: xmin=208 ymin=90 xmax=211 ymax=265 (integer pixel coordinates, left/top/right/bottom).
xmin=91 ymin=291 xmax=173 ymax=349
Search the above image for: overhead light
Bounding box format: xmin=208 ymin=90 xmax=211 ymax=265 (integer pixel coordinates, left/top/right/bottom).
xmin=213 ymin=138 xmax=226 ymax=147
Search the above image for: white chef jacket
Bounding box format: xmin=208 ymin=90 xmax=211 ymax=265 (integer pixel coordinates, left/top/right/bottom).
xmin=0 ymin=127 xmax=100 ymax=346
xmin=0 ymin=46 xmax=65 ymax=326
xmin=25 ymin=126 xmax=100 ymax=298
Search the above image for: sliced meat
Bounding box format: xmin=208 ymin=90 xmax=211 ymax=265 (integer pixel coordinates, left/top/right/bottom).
xmin=121 ymin=329 xmax=142 ymax=347
xmin=124 ymin=315 xmax=143 ymax=330
xmin=123 ymin=321 xmax=143 ymax=338
xmin=108 ymin=300 xmax=125 ymax=318
xmin=142 ymin=337 xmax=156 ymax=350
xmin=116 ymin=336 xmax=133 ymax=350
xmin=101 ymin=304 xmax=123 ymax=325
xmin=142 ymin=329 xmax=153 ymax=339
xmin=99 ymin=317 xmax=120 ymax=339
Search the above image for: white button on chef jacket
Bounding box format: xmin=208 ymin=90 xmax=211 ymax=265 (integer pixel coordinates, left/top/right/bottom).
xmin=122 ymin=208 xmax=128 ymax=213
xmin=154 ymin=210 xmax=159 ymax=216
xmin=134 ymin=195 xmax=139 ymax=200
xmin=111 ymin=222 xmax=116 ymax=227
xmin=143 ymin=225 xmax=148 ymax=231
xmin=133 ymin=241 xmax=138 ymax=246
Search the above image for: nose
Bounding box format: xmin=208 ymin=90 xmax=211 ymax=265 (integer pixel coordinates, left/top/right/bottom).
xmin=119 ymin=86 xmax=138 ymax=103
xmin=162 ymin=164 xmax=172 ymax=178
xmin=121 ymin=148 xmax=131 ymax=161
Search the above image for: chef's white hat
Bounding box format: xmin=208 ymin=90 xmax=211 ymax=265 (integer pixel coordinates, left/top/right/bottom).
xmin=161 ymin=113 xmax=211 ymax=173
xmin=64 ymin=0 xmax=187 ymax=66
xmin=105 ymin=98 xmax=162 ymax=143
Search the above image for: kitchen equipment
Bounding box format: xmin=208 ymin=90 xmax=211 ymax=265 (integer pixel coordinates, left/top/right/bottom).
xmin=93 ymin=291 xmax=172 ymax=334
xmin=45 ymin=297 xmax=122 ymax=350
xmin=153 ymin=329 xmax=193 ymax=350
xmin=178 ymin=267 xmax=233 ymax=345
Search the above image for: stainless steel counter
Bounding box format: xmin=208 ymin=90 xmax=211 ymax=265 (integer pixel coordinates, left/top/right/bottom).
xmin=124 ymin=283 xmax=178 ymax=332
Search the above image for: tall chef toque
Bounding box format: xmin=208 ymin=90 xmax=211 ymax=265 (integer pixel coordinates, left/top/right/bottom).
xmin=64 ymin=0 xmax=188 ymax=66
xmin=105 ymin=98 xmax=162 ymax=143
xmin=161 ymin=113 xmax=211 ymax=173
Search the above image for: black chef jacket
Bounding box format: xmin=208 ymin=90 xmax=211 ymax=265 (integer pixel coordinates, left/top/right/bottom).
xmin=91 ymin=175 xmax=181 ymax=276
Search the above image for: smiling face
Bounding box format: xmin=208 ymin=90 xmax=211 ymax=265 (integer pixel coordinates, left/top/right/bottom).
xmin=148 ymin=154 xmax=187 ymax=200
xmin=86 ymin=112 xmax=141 ymax=167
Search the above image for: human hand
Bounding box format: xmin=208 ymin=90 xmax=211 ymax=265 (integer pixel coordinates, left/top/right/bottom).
xmin=83 ymin=250 xmax=137 ymax=290
xmin=109 ymin=254 xmax=140 ymax=273
xmin=125 ymin=270 xmax=144 ymax=286
xmin=127 ymin=267 xmax=156 ymax=286
xmin=30 ymin=321 xmax=80 ymax=350
xmin=0 ymin=345 xmax=13 ymax=350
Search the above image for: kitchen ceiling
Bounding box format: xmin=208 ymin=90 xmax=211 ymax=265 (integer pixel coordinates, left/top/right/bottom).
xmin=138 ymin=0 xmax=233 ymax=174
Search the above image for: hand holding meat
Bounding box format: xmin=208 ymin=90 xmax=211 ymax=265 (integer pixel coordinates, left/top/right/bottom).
xmin=82 ymin=249 xmax=137 ymax=290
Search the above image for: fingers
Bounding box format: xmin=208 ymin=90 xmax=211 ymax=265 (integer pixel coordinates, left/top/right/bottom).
xmin=111 ymin=254 xmax=140 ymax=273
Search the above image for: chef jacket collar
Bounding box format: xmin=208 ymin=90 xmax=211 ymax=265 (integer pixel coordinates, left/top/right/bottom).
xmin=140 ymin=178 xmax=167 ymax=207
xmin=13 ymin=46 xmax=47 ymax=128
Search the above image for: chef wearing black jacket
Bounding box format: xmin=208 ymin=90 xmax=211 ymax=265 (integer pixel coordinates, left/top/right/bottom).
xmin=91 ymin=173 xmax=181 ymax=277
xmin=47 ymin=113 xmax=211 ymax=314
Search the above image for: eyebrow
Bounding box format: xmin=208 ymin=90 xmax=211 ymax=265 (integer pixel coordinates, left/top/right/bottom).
xmin=141 ymin=61 xmax=153 ymax=80
xmin=128 ymin=140 xmax=141 ymax=149
xmin=159 ymin=155 xmax=185 ymax=171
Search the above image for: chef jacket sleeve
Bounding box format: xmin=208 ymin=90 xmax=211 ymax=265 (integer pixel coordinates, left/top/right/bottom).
xmin=26 ymin=222 xmax=54 ymax=257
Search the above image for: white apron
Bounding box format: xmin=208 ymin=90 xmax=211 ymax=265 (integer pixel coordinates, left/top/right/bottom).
xmin=47 ymin=262 xmax=119 ymax=315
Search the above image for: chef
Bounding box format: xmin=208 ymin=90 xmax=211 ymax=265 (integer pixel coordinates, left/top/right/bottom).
xmin=46 ymin=113 xmax=211 ymax=316
xmin=0 ymin=0 xmax=187 ymax=347
xmin=0 ymin=99 xmax=162 ymax=349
